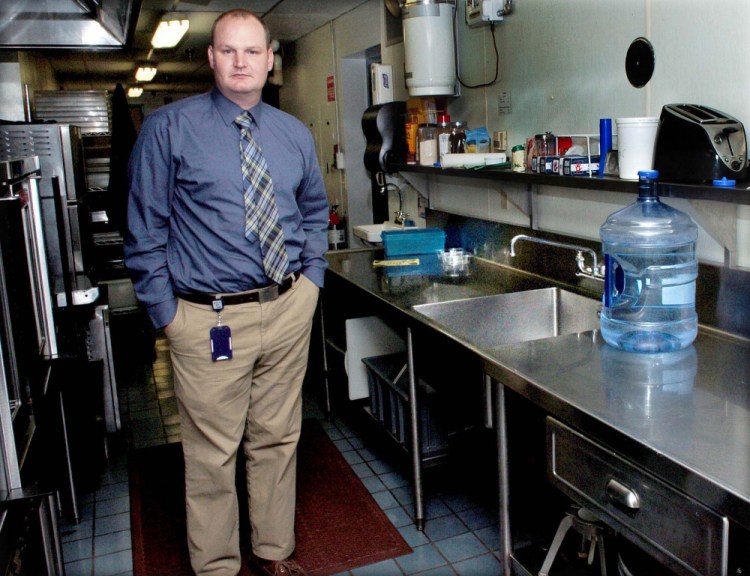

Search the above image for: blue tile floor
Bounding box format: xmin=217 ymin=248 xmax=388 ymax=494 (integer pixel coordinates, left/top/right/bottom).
xmin=58 ymin=325 xmax=501 ymax=575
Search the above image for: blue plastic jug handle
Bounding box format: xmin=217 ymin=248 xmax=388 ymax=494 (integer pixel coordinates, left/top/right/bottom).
xmin=603 ymin=254 xmax=627 ymax=308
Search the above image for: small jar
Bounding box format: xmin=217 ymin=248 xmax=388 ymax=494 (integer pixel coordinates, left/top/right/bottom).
xmin=511 ymin=144 xmax=526 ymax=172
xmin=437 ymin=121 xmax=453 ymax=160
xmin=417 ymin=123 xmax=438 ymax=166
xmin=449 ymin=121 xmax=467 ymax=154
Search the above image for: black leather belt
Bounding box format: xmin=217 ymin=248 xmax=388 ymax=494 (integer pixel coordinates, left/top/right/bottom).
xmin=177 ymin=271 xmax=300 ymax=306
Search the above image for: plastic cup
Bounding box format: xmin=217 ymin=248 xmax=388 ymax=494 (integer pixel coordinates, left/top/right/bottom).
xmin=616 ymin=117 xmax=659 ymax=180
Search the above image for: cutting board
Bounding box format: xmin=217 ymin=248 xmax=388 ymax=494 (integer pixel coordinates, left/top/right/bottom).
xmin=345 ymin=316 xmax=405 ymax=400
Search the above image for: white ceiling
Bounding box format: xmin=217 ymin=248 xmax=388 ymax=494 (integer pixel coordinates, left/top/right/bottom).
xmin=40 ymin=0 xmax=371 ymax=94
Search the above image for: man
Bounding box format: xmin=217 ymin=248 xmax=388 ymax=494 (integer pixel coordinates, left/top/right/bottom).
xmin=124 ymin=9 xmax=329 ymax=576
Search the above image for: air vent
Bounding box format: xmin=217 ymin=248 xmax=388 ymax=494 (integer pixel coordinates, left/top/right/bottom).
xmin=33 ymin=91 xmax=111 ymax=135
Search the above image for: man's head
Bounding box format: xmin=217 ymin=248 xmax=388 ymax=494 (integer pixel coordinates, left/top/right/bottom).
xmin=208 ymin=9 xmax=274 ymax=109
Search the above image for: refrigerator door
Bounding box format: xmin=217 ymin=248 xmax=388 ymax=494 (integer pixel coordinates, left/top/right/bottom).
xmin=0 ymin=123 xmax=98 ymax=308
xmin=19 ymin=175 xmax=58 ymax=357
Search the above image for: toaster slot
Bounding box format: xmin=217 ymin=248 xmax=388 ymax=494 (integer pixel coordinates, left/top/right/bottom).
xmin=672 ymin=104 xmax=733 ymax=124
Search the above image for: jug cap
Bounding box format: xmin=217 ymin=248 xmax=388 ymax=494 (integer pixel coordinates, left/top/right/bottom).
xmin=637 ymin=169 xmax=659 ymax=179
xmin=712 ymin=177 xmax=736 ymax=187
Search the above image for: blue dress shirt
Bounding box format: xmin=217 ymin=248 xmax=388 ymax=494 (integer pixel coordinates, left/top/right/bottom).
xmin=124 ymin=88 xmax=329 ymax=329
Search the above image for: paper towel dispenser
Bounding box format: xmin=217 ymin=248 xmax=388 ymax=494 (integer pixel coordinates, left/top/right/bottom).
xmin=362 ymin=101 xmax=406 ymax=174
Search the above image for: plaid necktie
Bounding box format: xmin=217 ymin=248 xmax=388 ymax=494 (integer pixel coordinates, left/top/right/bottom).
xmin=235 ymin=112 xmax=289 ymax=285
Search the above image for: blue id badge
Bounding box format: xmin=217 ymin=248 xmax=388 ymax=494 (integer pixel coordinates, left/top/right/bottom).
xmin=210 ymin=325 xmax=233 ymax=361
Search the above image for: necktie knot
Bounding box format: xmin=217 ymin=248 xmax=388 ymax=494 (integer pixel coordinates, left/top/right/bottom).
xmin=235 ymin=111 xmax=253 ymax=131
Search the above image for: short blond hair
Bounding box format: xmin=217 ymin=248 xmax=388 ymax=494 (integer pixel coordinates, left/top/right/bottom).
xmin=210 ymin=9 xmax=271 ymax=48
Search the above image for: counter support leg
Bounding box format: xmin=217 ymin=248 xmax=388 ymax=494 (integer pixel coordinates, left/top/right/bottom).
xmin=317 ymin=300 xmax=333 ymax=420
xmin=495 ymin=381 xmax=512 ymax=576
xmin=407 ymin=328 xmax=424 ymax=530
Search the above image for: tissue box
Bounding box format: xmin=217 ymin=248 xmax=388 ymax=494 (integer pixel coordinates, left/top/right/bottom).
xmin=382 ymin=228 xmax=446 ymax=257
xmin=563 ymin=155 xmax=600 ymax=176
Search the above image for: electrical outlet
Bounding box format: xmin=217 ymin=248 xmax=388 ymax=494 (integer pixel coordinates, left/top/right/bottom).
xmin=493 ymin=130 xmax=508 ymax=151
xmin=465 ymin=0 xmax=482 ymax=26
xmin=482 ymin=0 xmax=505 ymax=22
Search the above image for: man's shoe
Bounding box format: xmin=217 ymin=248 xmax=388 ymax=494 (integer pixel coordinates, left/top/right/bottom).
xmin=248 ymin=554 xmax=307 ymax=576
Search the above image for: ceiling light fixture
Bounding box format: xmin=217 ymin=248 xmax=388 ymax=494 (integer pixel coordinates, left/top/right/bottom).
xmin=128 ymin=87 xmax=143 ymax=98
xmin=151 ymin=19 xmax=190 ymax=49
xmin=135 ymin=66 xmax=157 ymax=82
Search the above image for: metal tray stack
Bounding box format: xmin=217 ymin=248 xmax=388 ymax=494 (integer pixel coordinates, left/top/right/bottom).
xmin=33 ymin=90 xmax=111 ymax=135
xmin=33 ymin=90 xmax=112 ymax=189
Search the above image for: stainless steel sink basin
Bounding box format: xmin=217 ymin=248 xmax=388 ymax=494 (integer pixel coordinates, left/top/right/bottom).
xmin=412 ymin=287 xmax=600 ymax=349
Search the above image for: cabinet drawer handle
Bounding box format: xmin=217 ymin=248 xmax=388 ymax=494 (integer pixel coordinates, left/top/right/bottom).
xmin=605 ymin=478 xmax=640 ymax=511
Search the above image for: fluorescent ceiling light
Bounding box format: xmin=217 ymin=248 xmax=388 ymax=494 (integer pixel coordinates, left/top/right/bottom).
xmin=128 ymin=87 xmax=143 ymax=98
xmin=151 ymin=19 xmax=190 ymax=49
xmin=135 ymin=66 xmax=157 ymax=82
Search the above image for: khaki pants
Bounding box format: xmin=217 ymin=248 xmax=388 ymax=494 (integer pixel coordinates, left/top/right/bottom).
xmin=165 ymin=274 xmax=319 ymax=576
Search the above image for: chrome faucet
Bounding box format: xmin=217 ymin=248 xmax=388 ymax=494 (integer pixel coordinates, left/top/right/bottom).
xmin=380 ymin=181 xmax=407 ymax=225
xmin=509 ymin=234 xmax=605 ymax=281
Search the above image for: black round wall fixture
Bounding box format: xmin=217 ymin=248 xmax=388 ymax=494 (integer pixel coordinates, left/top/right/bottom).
xmin=625 ymin=37 xmax=655 ymax=88
xmin=384 ymin=0 xmax=401 ymax=17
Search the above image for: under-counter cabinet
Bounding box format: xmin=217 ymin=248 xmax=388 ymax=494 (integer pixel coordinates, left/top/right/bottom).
xmin=494 ymin=384 xmax=750 ymax=576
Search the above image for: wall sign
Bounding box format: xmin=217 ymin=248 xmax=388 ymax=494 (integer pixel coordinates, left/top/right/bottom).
xmin=326 ymin=75 xmax=335 ymax=102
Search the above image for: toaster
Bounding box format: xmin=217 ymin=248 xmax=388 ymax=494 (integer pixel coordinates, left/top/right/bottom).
xmin=653 ymin=104 xmax=747 ymax=182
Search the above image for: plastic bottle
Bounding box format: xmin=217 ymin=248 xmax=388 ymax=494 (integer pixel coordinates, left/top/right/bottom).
xmin=599 ymin=170 xmax=698 ymax=353
xmin=436 ymin=114 xmax=452 ymax=162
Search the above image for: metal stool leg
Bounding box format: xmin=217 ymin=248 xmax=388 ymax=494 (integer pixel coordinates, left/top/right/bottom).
xmin=539 ymin=507 xmax=610 ymax=576
xmin=597 ymin=535 xmax=608 ymax=576
xmin=538 ymin=514 xmax=574 ymax=576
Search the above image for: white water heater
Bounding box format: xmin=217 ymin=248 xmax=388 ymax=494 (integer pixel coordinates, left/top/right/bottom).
xmin=402 ymin=0 xmax=457 ymax=97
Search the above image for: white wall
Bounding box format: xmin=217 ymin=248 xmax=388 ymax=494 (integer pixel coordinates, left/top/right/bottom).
xmin=0 ymin=60 xmax=25 ymax=121
xmin=284 ymin=0 xmax=750 ymax=267
xmin=280 ymin=23 xmax=344 ymax=217
xmin=453 ymin=0 xmax=750 ymax=145
xmin=1 ymin=52 xmax=57 ymax=121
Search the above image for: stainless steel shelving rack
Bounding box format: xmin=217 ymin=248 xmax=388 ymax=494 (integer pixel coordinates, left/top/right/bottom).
xmin=394 ymin=163 xmax=750 ymax=206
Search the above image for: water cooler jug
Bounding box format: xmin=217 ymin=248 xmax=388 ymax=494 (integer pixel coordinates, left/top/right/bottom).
xmin=600 ymin=170 xmax=699 ymax=353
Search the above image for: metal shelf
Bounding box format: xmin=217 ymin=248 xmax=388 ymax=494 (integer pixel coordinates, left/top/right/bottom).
xmin=393 ymin=164 xmax=750 ymax=206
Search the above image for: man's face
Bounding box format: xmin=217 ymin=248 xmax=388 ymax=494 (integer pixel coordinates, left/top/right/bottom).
xmin=208 ymin=15 xmax=273 ymax=108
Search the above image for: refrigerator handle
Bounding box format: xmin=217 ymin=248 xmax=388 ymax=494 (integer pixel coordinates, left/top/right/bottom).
xmin=51 ymin=176 xmax=73 ymax=308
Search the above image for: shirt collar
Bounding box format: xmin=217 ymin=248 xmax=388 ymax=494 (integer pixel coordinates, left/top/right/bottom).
xmin=211 ymin=87 xmax=266 ymax=129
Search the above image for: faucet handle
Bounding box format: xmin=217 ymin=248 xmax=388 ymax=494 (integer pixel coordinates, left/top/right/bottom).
xmin=575 ymin=251 xmax=605 ymax=280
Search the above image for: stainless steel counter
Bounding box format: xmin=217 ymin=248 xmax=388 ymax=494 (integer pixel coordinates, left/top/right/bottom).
xmin=485 ymin=330 xmax=750 ymax=529
xmin=324 ymin=247 xmax=750 ymax=533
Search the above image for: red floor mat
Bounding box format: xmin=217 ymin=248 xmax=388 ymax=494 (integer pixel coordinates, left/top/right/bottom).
xmin=129 ymin=419 xmax=412 ymax=575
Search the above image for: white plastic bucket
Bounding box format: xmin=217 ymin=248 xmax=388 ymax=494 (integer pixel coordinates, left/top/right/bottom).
xmin=616 ymin=117 xmax=659 ymax=180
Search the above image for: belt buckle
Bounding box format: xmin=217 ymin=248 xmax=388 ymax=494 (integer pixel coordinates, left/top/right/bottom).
xmin=258 ymin=284 xmax=279 ymax=303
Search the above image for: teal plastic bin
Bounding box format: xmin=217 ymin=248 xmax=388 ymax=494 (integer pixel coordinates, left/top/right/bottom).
xmin=382 ymin=228 xmax=446 ymax=258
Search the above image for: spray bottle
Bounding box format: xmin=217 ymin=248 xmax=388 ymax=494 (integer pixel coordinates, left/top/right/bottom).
xmin=328 ymin=205 xmax=347 ymax=251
